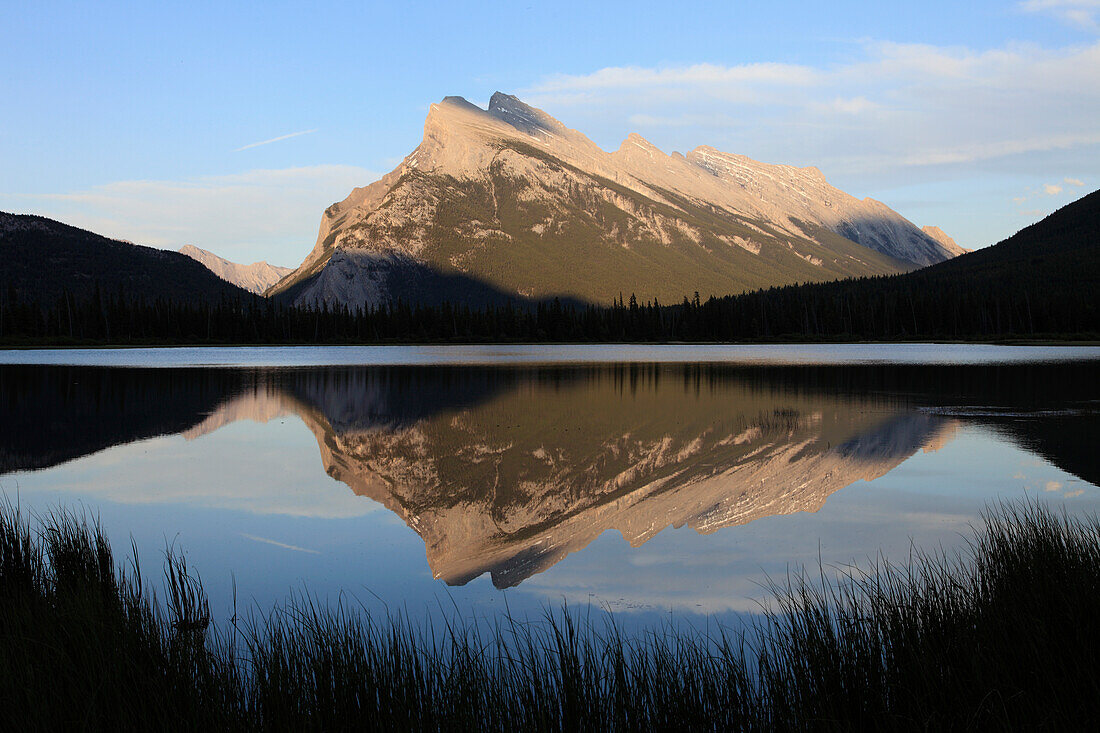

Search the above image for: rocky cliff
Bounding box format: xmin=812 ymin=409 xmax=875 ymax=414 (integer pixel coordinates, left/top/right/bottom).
xmin=270 ymin=93 xmax=962 ymax=307
xmin=179 ymin=245 xmax=292 ymax=295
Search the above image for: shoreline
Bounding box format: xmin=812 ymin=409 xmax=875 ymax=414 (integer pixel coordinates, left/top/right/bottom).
xmin=3 ymin=337 xmax=1099 ymax=350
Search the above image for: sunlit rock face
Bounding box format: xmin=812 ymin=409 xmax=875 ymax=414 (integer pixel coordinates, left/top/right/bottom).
xmin=197 ymin=367 xmax=958 ymax=588
xmin=921 ymin=226 xmax=968 ymax=256
xmin=179 ymin=245 xmax=292 ymax=295
xmin=269 ymin=94 xmax=961 ymax=307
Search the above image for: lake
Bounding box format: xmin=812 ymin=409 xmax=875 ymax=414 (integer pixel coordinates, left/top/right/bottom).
xmin=2 ymin=344 xmax=1099 ymax=630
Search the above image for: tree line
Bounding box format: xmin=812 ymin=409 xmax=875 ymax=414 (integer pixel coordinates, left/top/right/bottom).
xmin=2 ymin=271 xmax=1096 ymax=345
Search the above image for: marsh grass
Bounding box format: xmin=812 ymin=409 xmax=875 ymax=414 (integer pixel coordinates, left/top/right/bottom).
xmin=2 ymin=499 xmax=1099 ymax=730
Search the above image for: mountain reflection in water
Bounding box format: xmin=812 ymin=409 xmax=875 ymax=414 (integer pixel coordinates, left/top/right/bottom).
xmin=2 ymin=363 xmax=1097 ymax=588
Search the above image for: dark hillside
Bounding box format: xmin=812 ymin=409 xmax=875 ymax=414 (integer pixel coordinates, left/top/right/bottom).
xmin=676 ymin=189 xmax=1100 ymax=340
xmin=1 ymin=191 xmax=1097 ymax=343
xmin=911 ymin=187 xmax=1100 ymax=287
xmin=0 ymin=212 xmax=251 ymax=306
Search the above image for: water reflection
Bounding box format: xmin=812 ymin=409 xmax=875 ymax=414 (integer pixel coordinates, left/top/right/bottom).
xmin=2 ymin=363 xmax=1098 ymax=589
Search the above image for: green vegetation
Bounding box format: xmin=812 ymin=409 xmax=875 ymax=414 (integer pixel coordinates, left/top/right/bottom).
xmin=1 ymin=278 xmax=1095 ymax=345
xmin=3 ymin=190 xmax=1098 ymax=345
xmin=2 ymin=500 xmax=1099 ymax=729
xmin=409 ymin=144 xmax=905 ymax=304
xmin=289 ymin=141 xmax=906 ymax=308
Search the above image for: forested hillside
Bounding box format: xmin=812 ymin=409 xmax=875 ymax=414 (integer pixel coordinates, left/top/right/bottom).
xmin=1 ymin=212 xmax=251 ymax=308
xmin=2 ymin=191 xmax=1096 ymax=344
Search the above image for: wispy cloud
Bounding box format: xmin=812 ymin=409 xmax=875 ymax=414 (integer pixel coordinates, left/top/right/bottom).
xmin=3 ymin=165 xmax=378 ymax=266
xmin=533 ymin=62 xmax=820 ymax=93
xmin=1011 ymin=177 xmax=1083 ymax=218
xmin=234 ymin=128 xmax=318 ymax=152
xmin=810 ymin=96 xmax=881 ymax=116
xmin=1019 ymin=0 xmax=1100 ymax=31
xmin=522 ymin=40 xmax=1100 ymax=176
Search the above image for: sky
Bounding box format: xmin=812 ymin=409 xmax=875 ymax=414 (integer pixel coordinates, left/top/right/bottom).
xmin=2 ymin=0 xmax=1098 ymax=267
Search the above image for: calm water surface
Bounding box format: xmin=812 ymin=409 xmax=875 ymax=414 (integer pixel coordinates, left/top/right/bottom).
xmin=2 ymin=345 xmax=1099 ymax=628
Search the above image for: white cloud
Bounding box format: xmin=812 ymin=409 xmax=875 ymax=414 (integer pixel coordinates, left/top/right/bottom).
xmin=534 ymin=62 xmax=820 ymax=93
xmin=234 ymin=128 xmax=318 ymax=152
xmin=831 ymin=96 xmax=880 ymax=115
xmin=897 ymin=133 xmax=1100 ymax=167
xmin=522 ymin=40 xmax=1100 ymax=176
xmin=5 ymin=165 xmax=377 ymax=267
xmin=1019 ymin=0 xmax=1100 ymax=30
xmin=1012 ymin=178 xmax=1079 ymax=217
xmin=808 ymin=96 xmax=882 ymax=116
xmin=1065 ymin=176 xmax=1086 ymax=185
xmin=627 ymin=112 xmax=744 ymax=129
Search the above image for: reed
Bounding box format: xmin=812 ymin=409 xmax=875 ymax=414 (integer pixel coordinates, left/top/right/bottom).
xmin=1 ymin=498 xmax=1098 ymax=730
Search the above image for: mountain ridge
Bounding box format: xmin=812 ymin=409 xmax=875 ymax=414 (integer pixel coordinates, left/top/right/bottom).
xmin=179 ymin=245 xmax=292 ymax=295
xmin=269 ymin=93 xmax=960 ymax=307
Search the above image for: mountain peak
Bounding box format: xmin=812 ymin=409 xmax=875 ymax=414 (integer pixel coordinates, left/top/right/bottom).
xmin=487 ymin=91 xmax=526 ymax=115
xmin=179 ymin=245 xmax=292 ymax=294
xmin=487 ymin=92 xmax=565 ymax=135
xmin=439 ymin=95 xmax=482 ymax=112
xmin=619 ymin=132 xmax=662 ymax=153
xmin=922 ymin=225 xmax=968 ymax=255
xmin=272 ymin=93 xmax=965 ymax=306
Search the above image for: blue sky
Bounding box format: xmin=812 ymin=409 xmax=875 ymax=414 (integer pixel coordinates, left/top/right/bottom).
xmin=2 ymin=0 xmax=1098 ymax=266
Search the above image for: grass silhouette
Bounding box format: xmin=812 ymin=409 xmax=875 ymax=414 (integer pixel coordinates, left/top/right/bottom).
xmin=2 ymin=499 xmax=1098 ymax=730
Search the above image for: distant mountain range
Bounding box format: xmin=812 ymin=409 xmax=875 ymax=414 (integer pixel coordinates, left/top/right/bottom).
xmin=179 ymin=245 xmax=292 ymax=295
xmin=8 ymin=93 xmax=1093 ymax=337
xmin=267 ymin=93 xmax=963 ymax=307
xmin=2 ymin=185 xmax=1095 ymax=342
xmin=0 ymin=212 xmax=249 ymax=305
xmin=1 ymin=94 xmax=966 ymax=313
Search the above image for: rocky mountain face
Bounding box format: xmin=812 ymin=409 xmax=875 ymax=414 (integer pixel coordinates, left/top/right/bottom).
xmin=269 ymin=93 xmax=963 ymax=307
xmin=186 ymin=366 xmax=959 ymax=588
xmin=921 ymin=226 xmax=967 ymax=254
xmin=179 ymin=245 xmax=292 ymax=295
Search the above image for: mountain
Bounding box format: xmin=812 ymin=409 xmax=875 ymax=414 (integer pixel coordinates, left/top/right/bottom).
xmin=917 ymin=188 xmax=1100 ymax=281
xmin=269 ymin=93 xmax=962 ymax=307
xmin=922 ymin=225 xmax=968 ymax=254
xmin=692 ymin=187 xmax=1100 ymax=339
xmin=179 ymin=245 xmax=292 ymax=294
xmin=0 ymin=212 xmax=251 ymax=306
